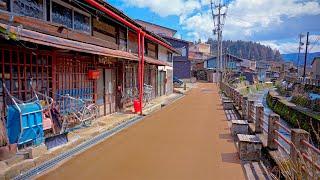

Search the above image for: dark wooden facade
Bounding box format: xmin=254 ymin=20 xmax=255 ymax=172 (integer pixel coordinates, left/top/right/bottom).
xmin=0 ymin=0 xmax=175 ymax=147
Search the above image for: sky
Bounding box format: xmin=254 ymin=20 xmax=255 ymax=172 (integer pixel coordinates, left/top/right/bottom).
xmin=107 ymin=0 xmax=320 ymax=54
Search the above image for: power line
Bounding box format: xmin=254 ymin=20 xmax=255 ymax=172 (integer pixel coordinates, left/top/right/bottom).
xmin=210 ymin=0 xmax=228 ymax=82
xmin=297 ymin=33 xmax=304 ymax=74
xmin=308 ymin=35 xmax=320 ymax=52
xmin=303 ymin=32 xmax=309 ymax=78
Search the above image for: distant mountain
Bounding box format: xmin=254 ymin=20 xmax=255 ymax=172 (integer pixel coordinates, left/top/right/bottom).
xmin=206 ymin=39 xmax=282 ymax=61
xmin=281 ymin=52 xmax=320 ymax=66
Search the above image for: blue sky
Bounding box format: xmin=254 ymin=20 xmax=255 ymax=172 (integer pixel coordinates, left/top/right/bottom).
xmin=107 ymin=0 xmax=320 ymax=54
xmin=108 ymin=0 xmax=188 ymax=38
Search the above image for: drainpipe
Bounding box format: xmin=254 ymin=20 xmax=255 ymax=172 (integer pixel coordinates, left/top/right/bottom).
xmin=140 ymin=32 xmax=145 ymax=114
xmin=137 ymin=30 xmax=142 ymax=113
xmin=84 ymin=0 xmax=140 ymax=31
xmin=84 ymin=0 xmax=175 ymax=52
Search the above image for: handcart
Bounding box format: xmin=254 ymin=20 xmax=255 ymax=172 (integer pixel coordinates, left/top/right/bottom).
xmin=3 ymin=81 xmax=53 ymax=148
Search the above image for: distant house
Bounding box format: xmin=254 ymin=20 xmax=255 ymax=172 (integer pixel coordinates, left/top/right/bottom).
xmin=163 ymin=36 xmax=191 ymax=80
xmin=188 ymin=42 xmax=211 ymax=76
xmin=240 ymin=59 xmax=256 ymax=72
xmin=204 ymin=54 xmax=243 ymax=72
xmin=196 ymin=54 xmax=242 ymax=82
xmin=135 ymin=20 xmax=191 ymax=80
xmin=135 ymin=19 xmax=180 ymax=94
xmin=135 ymin=20 xmax=177 ymax=37
xmin=311 ymin=57 xmax=320 ymax=79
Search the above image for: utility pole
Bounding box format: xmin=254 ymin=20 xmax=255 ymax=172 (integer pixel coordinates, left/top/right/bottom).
xmin=211 ymin=0 xmax=228 ymax=82
xmin=303 ymin=32 xmax=309 ymax=78
xmin=297 ymin=33 xmax=304 ymax=76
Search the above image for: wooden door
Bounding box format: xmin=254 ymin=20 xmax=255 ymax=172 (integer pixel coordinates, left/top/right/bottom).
xmin=96 ymin=68 xmax=105 ymax=115
xmin=105 ymin=69 xmax=116 ymax=114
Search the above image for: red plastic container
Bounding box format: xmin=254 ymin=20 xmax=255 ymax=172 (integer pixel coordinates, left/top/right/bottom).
xmin=133 ymin=99 xmax=141 ymax=113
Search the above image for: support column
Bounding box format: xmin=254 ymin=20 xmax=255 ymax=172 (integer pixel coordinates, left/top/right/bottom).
xmin=242 ymin=96 xmax=248 ymax=120
xmin=290 ymin=129 xmax=310 ymax=163
xmin=255 ymin=104 xmax=264 ymax=134
xmin=236 ymin=91 xmax=240 ymax=108
xmin=267 ymin=113 xmax=279 ymax=150
xmin=239 ymin=94 xmax=243 ymax=110
xmin=248 ymin=100 xmax=255 ymax=123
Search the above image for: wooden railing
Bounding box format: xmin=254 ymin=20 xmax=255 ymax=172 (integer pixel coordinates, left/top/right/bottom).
xmin=285 ymin=76 xmax=320 ymax=87
xmin=219 ymin=81 xmax=320 ymax=176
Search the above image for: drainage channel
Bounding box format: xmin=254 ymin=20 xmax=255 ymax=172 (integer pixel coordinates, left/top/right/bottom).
xmin=14 ymin=115 xmax=144 ymax=180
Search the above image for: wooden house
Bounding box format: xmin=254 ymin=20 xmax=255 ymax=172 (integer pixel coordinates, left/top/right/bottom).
xmin=0 ymin=0 xmax=177 ymax=121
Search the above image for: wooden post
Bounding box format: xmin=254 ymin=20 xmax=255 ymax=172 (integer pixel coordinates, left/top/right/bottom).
xmin=255 ymin=104 xmax=264 ymax=134
xmin=290 ymin=129 xmax=310 ymax=163
xmin=239 ymin=94 xmax=243 ymax=110
xmin=248 ymin=100 xmax=255 ymax=123
xmin=236 ymin=91 xmax=241 ymax=108
xmin=242 ymin=96 xmax=248 ymax=120
xmin=267 ymin=113 xmax=279 ymax=150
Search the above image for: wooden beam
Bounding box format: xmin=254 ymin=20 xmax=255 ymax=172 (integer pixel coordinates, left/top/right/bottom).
xmin=0 ymin=11 xmax=118 ymax=50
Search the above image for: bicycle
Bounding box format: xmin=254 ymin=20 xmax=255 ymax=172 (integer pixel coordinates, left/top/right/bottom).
xmin=58 ymin=94 xmax=99 ymax=132
xmin=143 ymin=84 xmax=153 ymax=106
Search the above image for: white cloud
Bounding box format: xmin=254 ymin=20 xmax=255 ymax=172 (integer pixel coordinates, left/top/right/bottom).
xmin=121 ymin=0 xmax=201 ymax=17
xmin=122 ymin=0 xmax=320 ymax=52
xmin=259 ymin=41 xmax=297 ymax=54
xmin=225 ymin=0 xmax=320 ymax=37
xmin=260 ymin=36 xmax=320 ymax=54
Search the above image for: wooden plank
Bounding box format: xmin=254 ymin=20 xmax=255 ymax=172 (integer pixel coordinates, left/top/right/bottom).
xmin=93 ymin=31 xmax=117 ymax=44
xmin=243 ymin=163 xmax=256 ymax=180
xmin=0 ymin=11 xmax=118 ymax=50
xmin=253 ymin=162 xmax=272 ymax=180
xmin=93 ymin=18 xmax=116 ymax=35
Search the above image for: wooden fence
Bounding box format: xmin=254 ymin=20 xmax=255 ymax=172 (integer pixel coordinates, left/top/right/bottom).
xmin=220 ymin=81 xmax=320 ymax=177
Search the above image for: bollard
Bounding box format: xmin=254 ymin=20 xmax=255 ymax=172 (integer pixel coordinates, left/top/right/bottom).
xmin=248 ymin=100 xmax=255 ymax=123
xmin=290 ymin=129 xmax=310 ymax=164
xmin=267 ymin=113 xmax=279 ymax=150
xmin=242 ymin=96 xmax=248 ymax=120
xmin=255 ymin=104 xmax=264 ymax=134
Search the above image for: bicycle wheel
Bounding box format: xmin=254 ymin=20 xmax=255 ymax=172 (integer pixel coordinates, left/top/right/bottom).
xmin=82 ymin=104 xmax=99 ymax=126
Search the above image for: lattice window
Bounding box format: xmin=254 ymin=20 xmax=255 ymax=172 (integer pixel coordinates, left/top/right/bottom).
xmin=0 ymin=46 xmax=53 ymax=119
xmin=55 ymin=54 xmax=95 ymax=113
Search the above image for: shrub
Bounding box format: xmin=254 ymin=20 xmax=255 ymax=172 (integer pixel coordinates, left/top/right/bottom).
xmin=267 ymin=92 xmax=320 ymax=145
xmin=275 ymin=84 xmax=287 ymax=96
xmin=291 ymin=95 xmax=311 ymax=108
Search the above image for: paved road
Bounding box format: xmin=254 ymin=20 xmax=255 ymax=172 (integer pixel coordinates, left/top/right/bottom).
xmin=40 ymin=83 xmax=245 ymax=180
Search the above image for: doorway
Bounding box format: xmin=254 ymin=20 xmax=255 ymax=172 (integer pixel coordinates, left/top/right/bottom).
xmin=97 ymin=68 xmax=116 ymax=116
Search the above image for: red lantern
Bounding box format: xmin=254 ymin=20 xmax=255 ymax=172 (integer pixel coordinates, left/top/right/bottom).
xmin=88 ymin=70 xmax=100 ymax=80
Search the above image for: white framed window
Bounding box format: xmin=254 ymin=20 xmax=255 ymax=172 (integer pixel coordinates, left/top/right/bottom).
xmin=181 ymin=47 xmax=186 ymax=56
xmin=50 ymin=0 xmax=91 ymax=34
